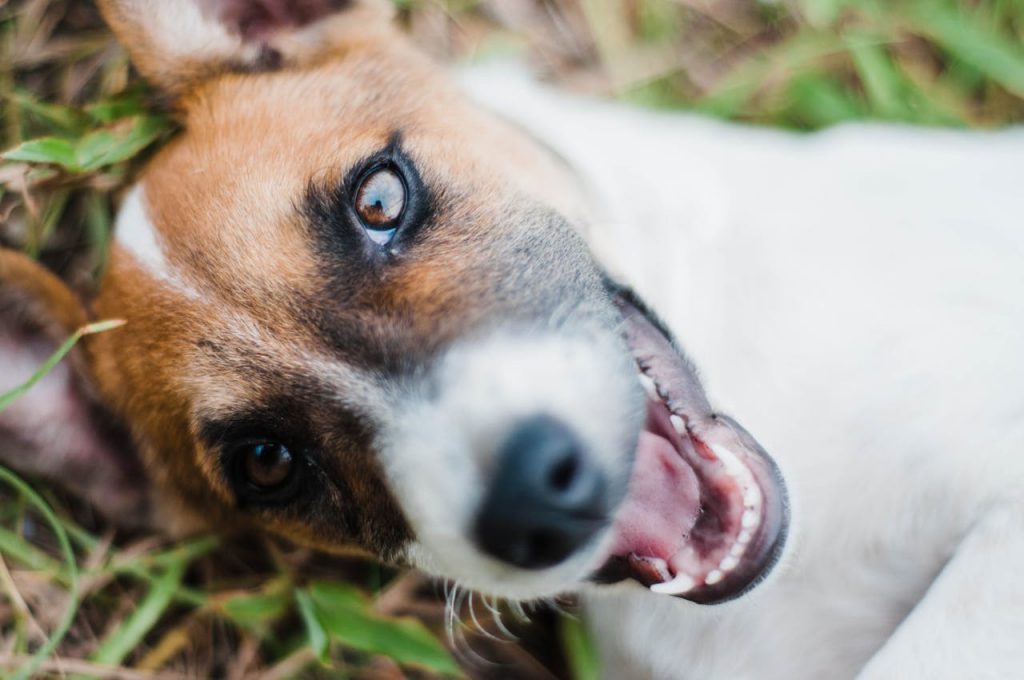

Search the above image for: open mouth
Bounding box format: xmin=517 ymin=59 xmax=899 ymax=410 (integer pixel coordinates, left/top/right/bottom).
xmin=591 ymin=291 xmax=789 ymax=604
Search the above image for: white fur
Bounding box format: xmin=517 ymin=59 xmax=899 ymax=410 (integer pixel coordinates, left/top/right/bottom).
xmin=110 ymin=0 xmax=392 ymax=80
xmin=114 ymin=184 xmax=212 ymax=302
xmin=462 ymin=64 xmax=1024 ymax=678
xmin=115 ymin=185 xmax=169 ymax=277
xmin=382 ymin=329 xmax=642 ymax=600
xmin=114 ymin=0 xmax=253 ymax=68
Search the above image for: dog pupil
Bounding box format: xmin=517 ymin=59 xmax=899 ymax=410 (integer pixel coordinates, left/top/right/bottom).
xmin=246 ymin=443 xmax=292 ymax=489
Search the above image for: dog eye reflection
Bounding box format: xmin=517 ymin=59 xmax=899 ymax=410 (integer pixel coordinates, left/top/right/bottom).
xmin=242 ymin=442 xmax=294 ymax=490
xmin=355 ymin=166 xmax=406 ymax=244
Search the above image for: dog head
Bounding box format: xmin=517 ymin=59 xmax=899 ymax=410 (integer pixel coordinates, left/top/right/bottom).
xmin=0 ymin=0 xmax=787 ymax=604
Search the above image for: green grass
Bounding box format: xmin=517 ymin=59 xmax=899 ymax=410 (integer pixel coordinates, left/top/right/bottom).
xmin=580 ymin=0 xmax=1024 ymax=127
xmin=1 ymin=0 xmax=1021 ymax=677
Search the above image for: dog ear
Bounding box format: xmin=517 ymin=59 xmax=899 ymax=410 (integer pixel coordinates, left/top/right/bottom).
xmin=0 ymin=250 xmax=148 ymax=521
xmin=97 ymin=0 xmax=392 ymax=96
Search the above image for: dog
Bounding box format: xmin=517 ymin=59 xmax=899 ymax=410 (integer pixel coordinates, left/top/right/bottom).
xmin=1 ymin=1 xmax=1021 ymax=677
xmin=460 ymin=65 xmax=1024 ymax=677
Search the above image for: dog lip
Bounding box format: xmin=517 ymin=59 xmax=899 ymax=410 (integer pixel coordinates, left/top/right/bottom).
xmin=589 ymin=403 xmax=787 ymax=604
xmin=587 ymin=291 xmax=789 ymax=604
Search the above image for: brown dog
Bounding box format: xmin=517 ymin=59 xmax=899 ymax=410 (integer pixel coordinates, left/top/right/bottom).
xmin=0 ymin=0 xmax=786 ymax=640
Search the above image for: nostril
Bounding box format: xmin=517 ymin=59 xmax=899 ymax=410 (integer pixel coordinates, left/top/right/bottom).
xmin=473 ymin=415 xmax=610 ymax=569
xmin=548 ymin=454 xmax=579 ymax=493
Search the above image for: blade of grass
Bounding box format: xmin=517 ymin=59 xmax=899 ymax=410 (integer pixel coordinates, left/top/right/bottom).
xmin=2 ymin=137 xmax=77 ymax=167
xmin=84 ymin=190 xmax=112 ymax=275
xmin=560 ymin=615 xmax=599 ymax=680
xmin=699 ymin=32 xmax=843 ymax=118
xmin=74 ymin=114 xmax=166 ymax=172
xmin=214 ymin=581 xmax=292 ymax=639
xmin=91 ymin=558 xmax=187 ymax=666
xmin=0 ymin=319 xmax=125 ymax=412
xmin=25 ymin=188 xmax=68 ymax=257
xmin=106 ymin=565 xmax=207 ymax=608
xmin=894 ymin=54 xmax=974 ymax=126
xmin=800 ymin=0 xmax=849 ymax=28
xmin=905 ymin=2 xmax=1024 ymax=96
xmin=846 ymin=34 xmax=909 ymax=119
xmin=0 ymin=553 xmax=31 ymax=655
xmin=108 ymin=535 xmax=219 ymax=572
xmin=0 ymin=466 xmax=80 ymax=680
xmin=0 ymin=654 xmax=194 ymax=680
xmin=8 ymin=89 xmax=86 ymax=134
xmin=295 ymin=588 xmax=329 ymax=664
xmin=0 ymin=525 xmax=65 ymax=574
xmin=784 ymin=71 xmax=866 ymax=126
xmin=85 ymin=92 xmax=149 ymax=123
xmin=57 ymin=514 xmax=101 ymax=552
xmin=3 ymin=115 xmax=168 ymax=174
xmin=307 ymin=581 xmax=460 ymax=676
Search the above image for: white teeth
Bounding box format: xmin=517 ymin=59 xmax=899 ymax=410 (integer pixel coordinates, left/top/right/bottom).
xmin=642 ymin=417 xmax=764 ymax=597
xmin=650 ymin=573 xmax=696 ymax=595
xmin=743 ymin=486 xmax=762 ymax=507
xmin=670 ymin=414 xmax=686 ymax=435
xmin=638 ymin=373 xmax=660 ymax=401
xmin=642 ymin=557 xmax=672 ymax=582
xmin=710 ymin=444 xmax=747 ymax=477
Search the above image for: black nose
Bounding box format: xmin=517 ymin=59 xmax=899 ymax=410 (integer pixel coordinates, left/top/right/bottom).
xmin=474 ymin=415 xmax=609 ymax=569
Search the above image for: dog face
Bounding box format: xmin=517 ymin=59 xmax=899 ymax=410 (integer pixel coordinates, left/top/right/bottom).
xmin=93 ymin=39 xmax=643 ymax=577
xmin=0 ymin=0 xmax=787 ymax=604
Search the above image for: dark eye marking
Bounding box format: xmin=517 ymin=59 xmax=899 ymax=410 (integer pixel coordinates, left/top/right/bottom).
xmin=303 ymin=134 xmax=433 ymax=265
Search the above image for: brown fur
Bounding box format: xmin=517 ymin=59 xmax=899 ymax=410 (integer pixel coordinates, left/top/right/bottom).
xmin=0 ymin=250 xmax=88 ymax=342
xmin=3 ymin=0 xmax=600 ymax=563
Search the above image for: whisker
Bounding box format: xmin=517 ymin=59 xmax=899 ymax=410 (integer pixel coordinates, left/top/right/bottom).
xmin=509 ymin=599 xmax=531 ymax=623
xmin=482 ymin=594 xmax=518 ymax=641
xmin=549 ymin=596 xmax=574 ymax=619
xmin=444 ymin=581 xmax=459 ymax=648
xmin=467 ymin=592 xmax=505 ymax=642
xmin=454 ymin=587 xmax=471 ymax=630
xmin=446 ymin=586 xmax=499 ymax=669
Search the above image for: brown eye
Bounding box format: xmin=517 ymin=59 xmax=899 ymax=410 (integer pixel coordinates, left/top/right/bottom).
xmin=355 ymin=167 xmax=406 ymax=235
xmin=243 ymin=442 xmax=294 ymax=490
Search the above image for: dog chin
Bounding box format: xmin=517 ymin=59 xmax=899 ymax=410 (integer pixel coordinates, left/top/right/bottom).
xmin=403 ymin=535 xmax=614 ymax=601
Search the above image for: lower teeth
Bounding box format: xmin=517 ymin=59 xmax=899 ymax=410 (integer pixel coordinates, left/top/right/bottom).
xmin=650 ymin=572 xmax=696 ymax=595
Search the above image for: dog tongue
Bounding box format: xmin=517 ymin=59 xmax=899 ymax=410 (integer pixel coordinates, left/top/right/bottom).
xmin=608 ymin=431 xmax=701 ymax=562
